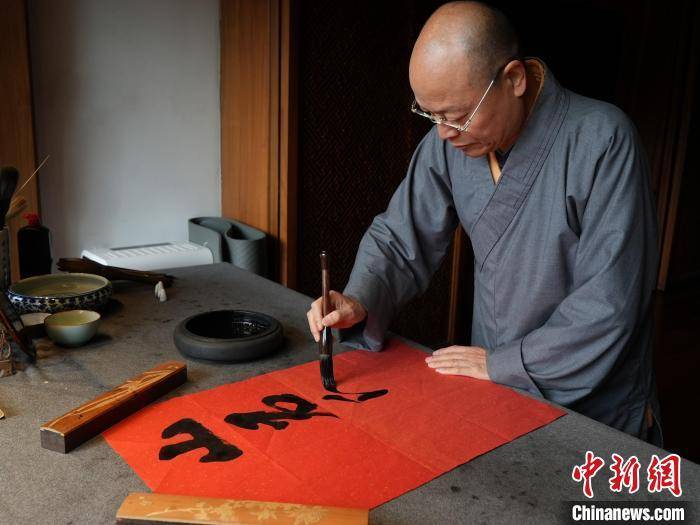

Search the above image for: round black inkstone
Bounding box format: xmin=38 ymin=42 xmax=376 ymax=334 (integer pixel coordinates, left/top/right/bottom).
xmin=173 ymin=310 xmax=284 ymax=363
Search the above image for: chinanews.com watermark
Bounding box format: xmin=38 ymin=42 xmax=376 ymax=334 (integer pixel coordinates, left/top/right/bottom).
xmin=563 ymin=451 xmax=693 ymax=523
xmin=570 ymin=503 xmax=686 ymax=522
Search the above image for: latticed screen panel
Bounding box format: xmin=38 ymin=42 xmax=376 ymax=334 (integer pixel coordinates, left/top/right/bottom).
xmin=295 ymin=0 xmax=459 ymax=348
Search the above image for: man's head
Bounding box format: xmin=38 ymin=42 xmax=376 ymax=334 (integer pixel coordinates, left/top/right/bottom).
xmin=409 ymin=1 xmax=527 ymax=157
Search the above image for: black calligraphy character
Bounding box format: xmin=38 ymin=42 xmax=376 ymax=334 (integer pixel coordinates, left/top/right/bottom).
xmin=225 ymin=393 xmax=338 ymax=430
xmin=159 ymin=418 xmax=243 ymax=463
xmin=322 ymin=389 xmax=389 ymax=403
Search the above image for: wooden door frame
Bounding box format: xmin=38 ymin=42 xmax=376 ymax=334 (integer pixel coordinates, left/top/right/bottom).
xmin=0 ymin=0 xmax=40 ymax=282
xmin=220 ymin=0 xmax=298 ymax=287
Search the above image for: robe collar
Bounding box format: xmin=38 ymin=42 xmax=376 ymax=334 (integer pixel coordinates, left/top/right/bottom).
xmin=469 ymin=59 xmax=570 ymax=269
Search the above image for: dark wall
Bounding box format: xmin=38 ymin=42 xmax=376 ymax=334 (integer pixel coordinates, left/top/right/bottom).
xmin=296 ymin=0 xmax=450 ymax=347
xmin=667 ymin=75 xmax=700 ymax=288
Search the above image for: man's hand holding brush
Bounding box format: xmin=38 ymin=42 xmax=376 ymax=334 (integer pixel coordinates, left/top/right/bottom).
xmin=306 ymin=291 xmax=367 ymax=343
xmin=307 ymin=290 xmax=490 ymax=382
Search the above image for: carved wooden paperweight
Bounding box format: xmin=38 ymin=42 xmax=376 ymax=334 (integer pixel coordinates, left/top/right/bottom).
xmin=116 ymin=493 xmax=369 ymax=525
xmin=40 ymin=361 xmax=187 ymax=453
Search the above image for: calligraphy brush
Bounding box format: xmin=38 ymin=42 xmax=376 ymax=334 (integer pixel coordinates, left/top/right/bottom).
xmin=319 ymin=251 xmax=337 ymax=390
xmin=5 ymin=155 xmax=50 ymax=223
xmin=0 ymin=167 xmax=19 ymax=229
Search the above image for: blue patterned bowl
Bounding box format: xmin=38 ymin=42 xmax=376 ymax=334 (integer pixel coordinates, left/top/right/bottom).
xmin=7 ymin=273 xmax=112 ymax=314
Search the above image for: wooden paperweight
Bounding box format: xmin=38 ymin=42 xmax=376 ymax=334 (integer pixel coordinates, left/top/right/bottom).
xmin=116 ymin=493 xmax=369 ymax=525
xmin=40 ymin=361 xmax=187 ymax=453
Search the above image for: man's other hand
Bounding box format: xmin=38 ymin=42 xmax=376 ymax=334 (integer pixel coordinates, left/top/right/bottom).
xmin=307 ymin=291 xmax=367 ymax=342
xmin=425 ymin=345 xmax=490 ymax=380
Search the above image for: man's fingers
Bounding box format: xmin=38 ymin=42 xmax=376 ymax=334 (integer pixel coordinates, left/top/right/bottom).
xmin=322 ymin=310 xmax=341 ymax=327
xmin=329 ymin=290 xmax=344 ymax=306
xmin=306 ymin=310 xmax=320 ymax=342
xmin=432 ymin=346 xmax=474 ymax=356
xmin=432 ymin=346 xmax=457 ymax=355
xmin=426 ymin=345 xmax=489 ymax=381
xmin=433 ymin=366 xmax=489 ymax=381
xmin=310 ymin=299 xmax=324 ymax=330
xmin=308 ymin=291 xmax=366 ymax=340
xmin=426 ymin=354 xmax=472 ymax=365
xmin=426 ymin=358 xmax=466 ymax=369
xmin=316 ymin=291 xmax=345 ymax=327
xmin=434 ymin=367 xmax=471 ymax=376
xmin=306 ymin=310 xmax=319 ymax=342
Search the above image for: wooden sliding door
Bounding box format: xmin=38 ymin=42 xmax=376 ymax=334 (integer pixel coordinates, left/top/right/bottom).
xmin=0 ymin=0 xmax=40 ymax=282
xmin=220 ymin=0 xmax=298 ymax=286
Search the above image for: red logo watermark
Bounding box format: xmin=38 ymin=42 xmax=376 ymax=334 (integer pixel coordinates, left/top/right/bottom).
xmin=572 ymin=452 xmax=682 ymax=498
xmin=647 ymin=453 xmax=682 ymax=497
xmin=609 ymin=453 xmax=641 ymax=494
xmin=572 ymin=451 xmax=606 ymax=498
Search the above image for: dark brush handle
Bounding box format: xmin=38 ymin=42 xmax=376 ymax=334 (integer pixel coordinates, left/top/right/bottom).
xmin=320 ymin=251 xmax=330 ymax=318
xmin=57 ymin=257 xmax=175 ymax=287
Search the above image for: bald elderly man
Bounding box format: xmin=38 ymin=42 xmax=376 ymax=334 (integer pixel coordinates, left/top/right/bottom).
xmin=307 ymin=1 xmax=660 ymax=444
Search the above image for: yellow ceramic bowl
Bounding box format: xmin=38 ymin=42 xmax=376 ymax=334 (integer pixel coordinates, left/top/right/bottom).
xmin=44 ymin=310 xmax=101 ymax=347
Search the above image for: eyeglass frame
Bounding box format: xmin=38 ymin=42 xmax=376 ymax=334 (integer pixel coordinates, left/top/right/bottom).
xmin=410 ymin=59 xmax=515 ymax=133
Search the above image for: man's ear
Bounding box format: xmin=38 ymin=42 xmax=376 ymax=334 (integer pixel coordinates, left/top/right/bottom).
xmin=504 ymin=60 xmax=527 ymax=97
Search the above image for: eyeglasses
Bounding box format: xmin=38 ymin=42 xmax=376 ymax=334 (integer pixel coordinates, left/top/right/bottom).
xmin=410 ymin=62 xmax=509 ymax=133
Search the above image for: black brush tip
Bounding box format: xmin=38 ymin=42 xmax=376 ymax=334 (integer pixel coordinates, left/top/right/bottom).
xmin=320 ymin=353 xmax=336 ymax=390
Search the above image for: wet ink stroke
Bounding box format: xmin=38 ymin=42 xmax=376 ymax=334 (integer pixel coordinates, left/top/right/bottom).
xmin=322 ymin=389 xmax=389 ymax=403
xmin=159 ymin=418 xmax=243 ymax=463
xmin=225 ymin=393 xmax=338 ymax=430
xmin=157 ymin=389 xmax=389 ymax=463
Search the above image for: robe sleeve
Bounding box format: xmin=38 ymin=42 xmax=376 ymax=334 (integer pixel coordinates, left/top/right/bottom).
xmin=487 ymin=118 xmax=659 ymax=406
xmin=339 ymin=129 xmax=458 ymax=351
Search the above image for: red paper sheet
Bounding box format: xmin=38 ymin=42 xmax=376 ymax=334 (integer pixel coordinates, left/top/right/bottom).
xmin=104 ymin=340 xmax=564 ymax=508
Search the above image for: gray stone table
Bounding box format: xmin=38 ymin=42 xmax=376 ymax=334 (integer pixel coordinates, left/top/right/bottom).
xmin=0 ymin=264 xmax=697 ymax=524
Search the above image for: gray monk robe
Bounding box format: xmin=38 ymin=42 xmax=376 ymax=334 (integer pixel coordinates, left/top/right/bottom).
xmin=339 ymin=59 xmax=660 ymax=440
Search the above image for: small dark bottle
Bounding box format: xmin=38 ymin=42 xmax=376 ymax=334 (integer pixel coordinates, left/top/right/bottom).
xmin=17 ymin=213 xmax=52 ymax=278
